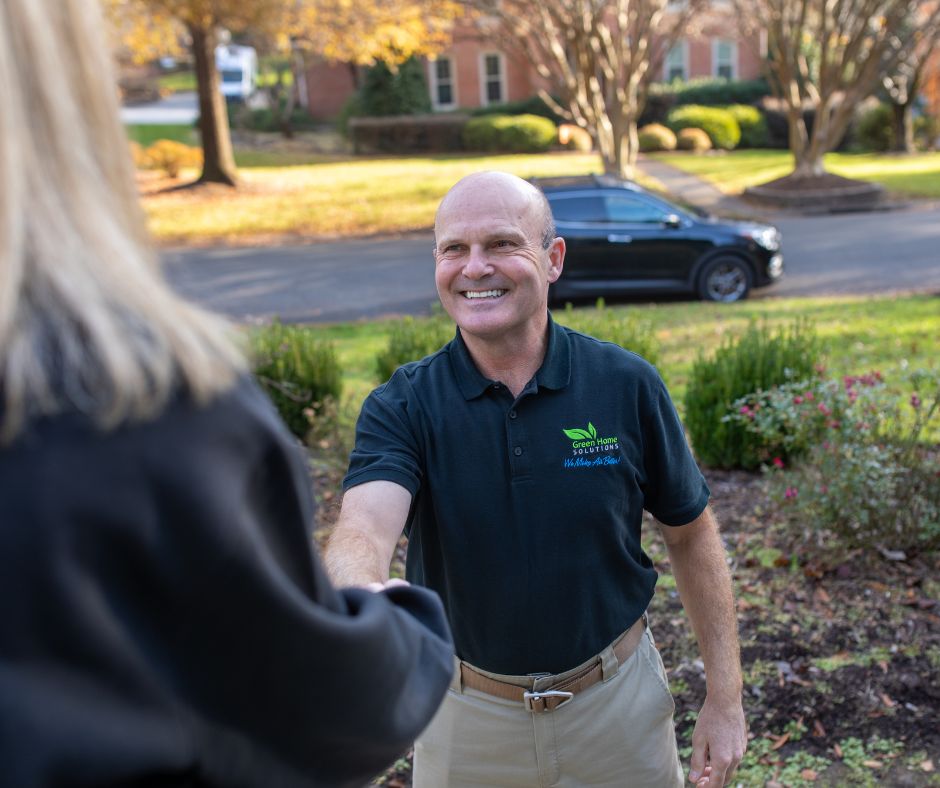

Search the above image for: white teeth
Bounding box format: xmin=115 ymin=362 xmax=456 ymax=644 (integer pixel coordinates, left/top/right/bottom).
xmin=463 ymin=289 xmax=506 ymax=299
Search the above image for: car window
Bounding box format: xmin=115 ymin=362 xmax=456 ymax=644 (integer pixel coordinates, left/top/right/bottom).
xmin=548 ymin=195 xmax=606 ymax=223
xmin=603 ymin=195 xmax=663 ymax=224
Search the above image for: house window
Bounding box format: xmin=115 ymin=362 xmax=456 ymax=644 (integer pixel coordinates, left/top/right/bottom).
xmin=429 ymin=56 xmax=456 ymax=110
xmin=480 ymin=53 xmax=505 ymax=105
xmin=664 ymin=42 xmax=687 ymax=82
xmin=713 ymin=40 xmax=737 ymax=80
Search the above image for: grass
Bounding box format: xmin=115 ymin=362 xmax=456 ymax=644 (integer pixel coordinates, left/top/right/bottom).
xmin=649 ymin=149 xmax=940 ymax=198
xmin=299 ymin=293 xmax=939 ymax=425
xmin=125 ymin=123 xmax=199 ymax=147
xmin=141 ymin=152 xmax=603 ymax=245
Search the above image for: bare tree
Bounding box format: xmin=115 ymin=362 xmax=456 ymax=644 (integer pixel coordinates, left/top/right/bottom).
xmin=882 ymin=5 xmax=940 ymax=152
xmin=735 ymin=0 xmax=940 ymax=178
xmin=463 ymin=0 xmax=704 ymax=179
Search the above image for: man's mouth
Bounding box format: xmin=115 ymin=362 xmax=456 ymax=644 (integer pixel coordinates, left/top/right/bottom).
xmin=462 ymin=289 xmax=507 ymax=300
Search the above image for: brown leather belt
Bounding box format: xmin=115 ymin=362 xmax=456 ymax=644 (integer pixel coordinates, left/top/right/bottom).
xmin=459 ymin=615 xmax=647 ymax=713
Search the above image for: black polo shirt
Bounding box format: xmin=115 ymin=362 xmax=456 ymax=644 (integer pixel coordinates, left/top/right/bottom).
xmin=345 ymin=315 xmax=709 ymax=675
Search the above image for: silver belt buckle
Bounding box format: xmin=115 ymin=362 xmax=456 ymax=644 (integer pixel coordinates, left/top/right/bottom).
xmin=523 ymin=689 xmax=574 ymax=712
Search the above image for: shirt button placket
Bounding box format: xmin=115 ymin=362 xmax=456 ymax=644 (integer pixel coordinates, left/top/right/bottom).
xmin=507 ymin=405 xmax=529 ymax=478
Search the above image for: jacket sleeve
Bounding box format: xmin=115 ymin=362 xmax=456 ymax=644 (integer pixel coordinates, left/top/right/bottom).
xmin=144 ymin=380 xmax=454 ymax=787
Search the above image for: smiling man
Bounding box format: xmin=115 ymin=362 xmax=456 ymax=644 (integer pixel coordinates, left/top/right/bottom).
xmin=325 ymin=171 xmax=746 ymax=787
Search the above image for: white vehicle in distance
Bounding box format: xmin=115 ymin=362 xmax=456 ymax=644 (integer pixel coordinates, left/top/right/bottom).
xmin=214 ymin=45 xmax=257 ymax=103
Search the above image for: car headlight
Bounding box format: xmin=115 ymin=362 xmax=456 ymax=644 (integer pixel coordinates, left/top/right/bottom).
xmin=742 ymin=227 xmax=780 ymax=250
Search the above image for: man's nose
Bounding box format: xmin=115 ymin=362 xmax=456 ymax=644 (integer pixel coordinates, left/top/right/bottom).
xmin=462 ymin=246 xmax=492 ymax=279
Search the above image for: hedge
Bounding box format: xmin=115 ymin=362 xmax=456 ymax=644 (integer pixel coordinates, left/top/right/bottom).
xmin=667 ymin=104 xmax=740 ymax=150
xmin=462 ymin=113 xmax=557 ymax=153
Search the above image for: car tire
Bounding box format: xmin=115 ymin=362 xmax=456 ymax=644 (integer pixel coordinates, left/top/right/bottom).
xmin=697 ymin=256 xmax=752 ymax=303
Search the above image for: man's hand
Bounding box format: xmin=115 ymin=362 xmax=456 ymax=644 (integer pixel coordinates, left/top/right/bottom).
xmin=688 ymin=694 xmax=746 ymax=786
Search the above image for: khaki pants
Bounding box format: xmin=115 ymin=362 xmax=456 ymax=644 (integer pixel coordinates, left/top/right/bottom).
xmin=413 ymin=627 xmax=684 ymax=788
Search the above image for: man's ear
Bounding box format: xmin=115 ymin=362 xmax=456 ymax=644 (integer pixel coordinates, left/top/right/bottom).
xmin=547 ymin=237 xmax=565 ymax=283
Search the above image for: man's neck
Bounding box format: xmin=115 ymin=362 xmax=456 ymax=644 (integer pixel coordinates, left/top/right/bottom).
xmin=461 ymin=317 xmax=550 ymax=397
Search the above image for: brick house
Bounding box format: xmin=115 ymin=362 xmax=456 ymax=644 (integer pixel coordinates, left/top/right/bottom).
xmin=305 ymin=4 xmax=765 ymax=121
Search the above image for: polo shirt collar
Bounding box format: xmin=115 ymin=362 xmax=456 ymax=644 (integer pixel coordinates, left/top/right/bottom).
xmin=449 ymin=313 xmax=571 ymax=400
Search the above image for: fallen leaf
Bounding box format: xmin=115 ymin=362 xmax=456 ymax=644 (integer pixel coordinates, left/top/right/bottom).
xmin=812 ymin=719 xmax=826 ymax=737
xmin=921 ymin=759 xmax=935 ymax=772
xmin=813 ymin=587 xmax=831 ymax=604
xmin=770 ymin=732 xmax=791 ymax=751
xmin=863 ymin=760 xmax=883 ymax=769
xmin=800 ymin=768 xmax=818 ymax=781
xmin=833 ymin=743 xmax=843 ymax=758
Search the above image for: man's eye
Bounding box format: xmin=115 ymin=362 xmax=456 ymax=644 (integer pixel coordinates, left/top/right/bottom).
xmin=493 ymin=240 xmax=515 ymax=248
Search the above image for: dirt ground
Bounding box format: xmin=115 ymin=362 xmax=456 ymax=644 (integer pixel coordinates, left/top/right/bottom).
xmin=312 ymin=463 xmax=940 ymax=787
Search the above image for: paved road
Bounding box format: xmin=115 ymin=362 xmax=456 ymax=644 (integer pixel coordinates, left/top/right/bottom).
xmin=121 ymin=91 xmax=199 ymax=125
xmin=163 ymin=203 xmax=940 ymax=324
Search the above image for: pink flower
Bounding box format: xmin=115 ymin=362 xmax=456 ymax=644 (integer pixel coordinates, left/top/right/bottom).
xmin=772 ymin=457 xmax=785 ymax=469
xmin=818 ymin=403 xmax=832 ymax=416
xmin=911 ymin=394 xmax=922 ymax=409
xmin=805 ymin=391 xmax=815 ymax=401
xmin=828 ymin=420 xmax=841 ymax=429
xmin=739 ymin=405 xmax=751 ymax=415
xmin=784 ymin=486 xmax=798 ymax=499
xmin=822 ymin=441 xmax=831 ymax=450
xmin=848 ymin=389 xmax=858 ymax=403
xmin=793 ymin=395 xmax=804 ymax=405
xmin=819 ymin=485 xmax=829 ymax=494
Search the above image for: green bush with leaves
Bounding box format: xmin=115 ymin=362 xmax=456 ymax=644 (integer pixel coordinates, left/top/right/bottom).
xmin=558 ymin=301 xmax=660 ymax=369
xmin=470 ymin=95 xmax=562 ymax=123
xmin=684 ymin=321 xmax=821 ymax=469
xmin=359 ymin=56 xmax=431 ymax=117
xmin=251 ymin=321 xmax=343 ymax=440
xmin=375 ymin=316 xmax=454 ymax=382
xmin=667 ymin=105 xmax=741 ymax=150
xmin=461 ymin=114 xmax=557 ymax=153
xmin=726 ymin=369 xmax=940 ymax=554
xmin=676 ymin=127 xmax=712 ymax=152
xmin=721 ymin=104 xmax=768 ymax=148
xmin=638 ymin=123 xmax=677 ymax=152
xmin=853 ymin=102 xmax=894 ymax=152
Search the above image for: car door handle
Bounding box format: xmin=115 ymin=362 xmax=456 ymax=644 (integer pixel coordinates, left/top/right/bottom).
xmin=607 ymin=234 xmax=632 ymax=243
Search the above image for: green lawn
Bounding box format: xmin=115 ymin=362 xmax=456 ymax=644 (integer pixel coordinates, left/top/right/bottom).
xmin=126 ymin=123 xmax=199 ymax=147
xmin=649 ymin=149 xmax=940 ymax=198
xmin=142 ymin=152 xmax=605 ymax=244
xmin=302 ymin=294 xmax=940 ymax=423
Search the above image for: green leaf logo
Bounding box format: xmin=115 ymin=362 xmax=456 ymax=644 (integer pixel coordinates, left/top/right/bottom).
xmin=588 ymin=422 xmax=597 ymax=439
xmin=563 ymin=428 xmax=592 ymax=440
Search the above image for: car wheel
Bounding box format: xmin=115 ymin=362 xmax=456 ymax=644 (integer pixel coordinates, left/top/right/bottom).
xmin=697 ymin=256 xmax=752 ymax=303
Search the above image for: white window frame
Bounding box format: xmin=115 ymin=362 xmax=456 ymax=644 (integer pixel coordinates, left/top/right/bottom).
xmin=428 ymin=56 xmax=457 ymax=111
xmin=663 ymin=41 xmax=689 ymax=82
xmin=479 ymin=52 xmax=507 ymax=106
xmin=712 ymin=39 xmax=738 ymax=80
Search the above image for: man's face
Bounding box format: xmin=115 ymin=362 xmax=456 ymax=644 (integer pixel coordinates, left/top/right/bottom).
xmin=433 ymin=175 xmax=563 ymax=344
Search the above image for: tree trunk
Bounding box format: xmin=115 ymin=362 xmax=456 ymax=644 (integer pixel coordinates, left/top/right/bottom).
xmin=890 ymin=101 xmax=915 ymax=153
xmin=189 ymin=24 xmax=238 ymax=186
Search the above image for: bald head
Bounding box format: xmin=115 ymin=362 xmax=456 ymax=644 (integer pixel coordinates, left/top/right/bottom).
xmin=435 ymin=171 xmax=556 ymax=250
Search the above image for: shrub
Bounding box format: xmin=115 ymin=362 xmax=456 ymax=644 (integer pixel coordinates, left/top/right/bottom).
xmin=638 ymin=123 xmax=677 ymax=152
xmin=359 ymin=56 xmax=431 ymax=116
xmin=722 ymin=104 xmax=768 ymax=148
xmin=336 ymin=92 xmax=365 ymax=138
xmin=667 ymin=105 xmax=740 ymax=150
xmin=676 ymin=127 xmax=712 ymax=152
xmin=559 ymin=123 xmax=594 ymax=151
xmin=683 ymin=320 xmax=821 ymax=469
xmin=143 ymin=139 xmax=202 ymax=177
xmin=375 ymin=316 xmax=454 ymax=382
xmin=251 ymin=321 xmax=343 ymax=440
xmin=470 ymin=95 xmax=563 ymax=123
xmin=128 ymin=140 xmax=146 ymax=169
xmin=727 ymin=369 xmax=940 ymax=554
xmin=853 ymin=102 xmax=893 ymax=152
xmin=462 ymin=114 xmax=557 ymax=153
xmin=672 ymin=77 xmax=772 ymax=107
xmin=559 ymin=300 xmax=660 ymax=368
xmin=349 ymin=114 xmax=469 ymax=154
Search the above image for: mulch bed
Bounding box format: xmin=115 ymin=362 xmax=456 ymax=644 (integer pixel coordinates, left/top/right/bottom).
xmin=312 ymin=461 xmax=940 ymax=787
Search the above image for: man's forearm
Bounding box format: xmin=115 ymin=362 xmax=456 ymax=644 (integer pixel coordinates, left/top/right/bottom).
xmin=665 ymin=509 xmax=742 ymax=701
xmin=324 ymin=524 xmax=392 ymax=588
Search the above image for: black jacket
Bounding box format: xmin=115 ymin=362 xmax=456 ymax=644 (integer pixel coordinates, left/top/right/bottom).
xmin=0 ymin=378 xmax=453 ymax=787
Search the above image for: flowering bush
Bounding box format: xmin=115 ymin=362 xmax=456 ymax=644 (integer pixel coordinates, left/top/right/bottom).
xmin=725 ymin=369 xmax=940 ymax=554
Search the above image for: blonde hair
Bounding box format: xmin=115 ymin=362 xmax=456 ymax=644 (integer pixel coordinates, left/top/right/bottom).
xmin=0 ymin=0 xmax=244 ymax=443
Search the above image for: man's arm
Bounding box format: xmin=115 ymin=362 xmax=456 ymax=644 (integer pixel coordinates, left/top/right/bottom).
xmin=658 ymin=505 xmax=746 ymax=787
xmin=324 ymin=480 xmax=412 ymax=588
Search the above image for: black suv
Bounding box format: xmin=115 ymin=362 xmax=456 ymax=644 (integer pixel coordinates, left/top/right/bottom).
xmin=533 ymin=175 xmax=783 ymax=303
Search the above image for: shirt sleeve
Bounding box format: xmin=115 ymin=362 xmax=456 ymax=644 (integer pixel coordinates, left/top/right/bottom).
xmin=143 ymin=380 xmax=454 ymax=787
xmin=343 ymin=376 xmax=424 ymax=496
xmin=639 ymin=374 xmax=710 ymax=526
